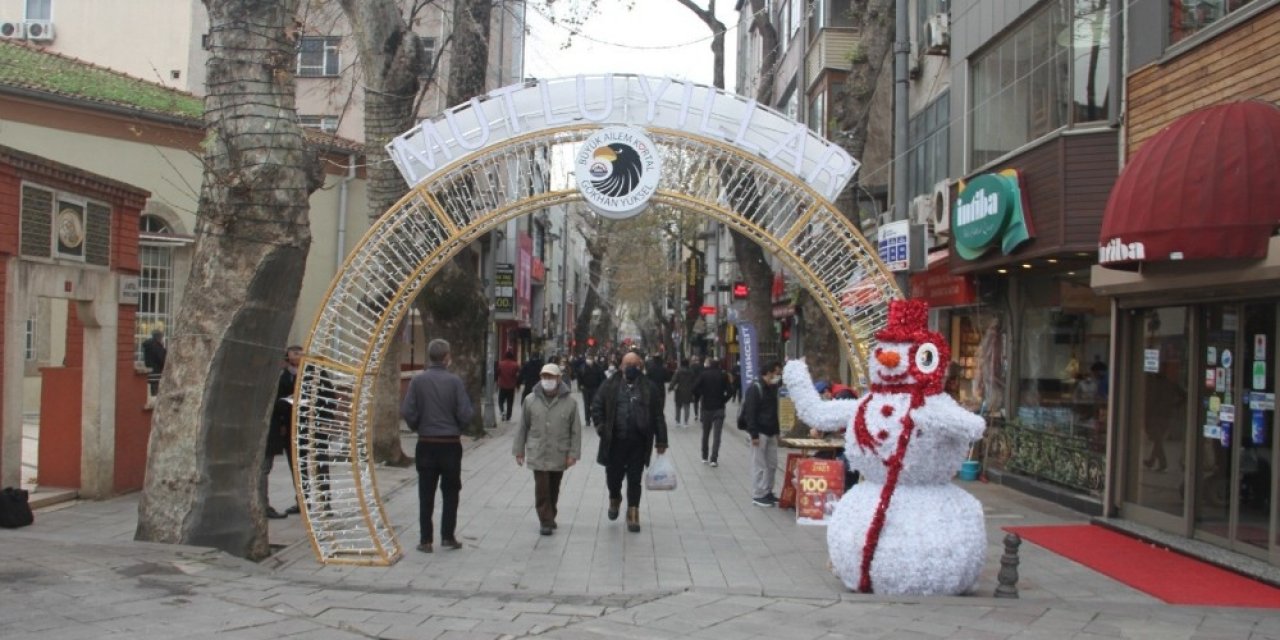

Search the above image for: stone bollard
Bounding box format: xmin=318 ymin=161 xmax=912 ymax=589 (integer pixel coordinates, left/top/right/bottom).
xmin=994 ymin=532 xmax=1021 ymax=598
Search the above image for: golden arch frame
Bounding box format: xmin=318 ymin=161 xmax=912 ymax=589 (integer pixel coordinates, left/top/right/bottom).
xmin=293 ymin=125 xmax=902 ymax=565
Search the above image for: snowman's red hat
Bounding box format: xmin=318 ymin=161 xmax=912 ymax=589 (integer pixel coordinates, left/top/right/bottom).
xmin=875 ymin=299 xmax=936 ymax=343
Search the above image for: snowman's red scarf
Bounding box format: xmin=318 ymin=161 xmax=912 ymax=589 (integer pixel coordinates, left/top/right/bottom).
xmin=852 ymin=384 xmax=925 ymax=593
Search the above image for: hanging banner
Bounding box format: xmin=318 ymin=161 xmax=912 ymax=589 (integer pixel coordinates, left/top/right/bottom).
xmin=737 ymin=320 xmax=759 ymax=398
xmin=494 ymin=263 xmax=515 ymax=318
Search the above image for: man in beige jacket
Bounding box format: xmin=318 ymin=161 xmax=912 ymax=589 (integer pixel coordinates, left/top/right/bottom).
xmin=514 ymin=363 xmax=583 ymax=535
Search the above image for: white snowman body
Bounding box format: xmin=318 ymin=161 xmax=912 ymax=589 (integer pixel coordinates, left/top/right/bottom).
xmin=782 ymin=301 xmax=987 ymax=595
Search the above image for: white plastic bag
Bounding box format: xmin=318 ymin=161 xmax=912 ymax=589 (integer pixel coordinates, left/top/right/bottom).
xmin=645 ymin=452 xmax=678 ymax=491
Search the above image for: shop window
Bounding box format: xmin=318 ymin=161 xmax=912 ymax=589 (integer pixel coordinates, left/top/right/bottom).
xmin=969 ymin=0 xmax=1111 ymax=169
xmin=907 ymin=92 xmax=950 ymax=198
xmin=1169 ymin=0 xmax=1257 ymax=45
xmin=297 ymin=36 xmax=341 ymax=77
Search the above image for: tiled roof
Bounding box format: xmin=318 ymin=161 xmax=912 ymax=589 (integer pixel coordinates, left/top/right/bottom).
xmin=0 ymin=40 xmax=364 ymax=153
xmin=0 ymin=39 xmax=202 ymax=121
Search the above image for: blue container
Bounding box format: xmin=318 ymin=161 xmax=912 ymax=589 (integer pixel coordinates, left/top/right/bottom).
xmin=958 ymin=460 xmax=981 ymax=481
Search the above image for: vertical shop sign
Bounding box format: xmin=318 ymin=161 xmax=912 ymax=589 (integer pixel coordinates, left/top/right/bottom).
xmin=516 ymin=234 xmax=533 ymax=326
xmin=494 ymin=263 xmax=515 ymax=318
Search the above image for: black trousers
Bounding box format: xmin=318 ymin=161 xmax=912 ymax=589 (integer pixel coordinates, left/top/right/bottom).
xmin=498 ymin=387 xmax=516 ymax=420
xmin=533 ymin=470 xmax=564 ymax=526
xmin=582 ymin=387 xmax=597 ymax=426
xmin=416 ymin=441 xmax=462 ymax=544
xmin=606 ymin=437 xmax=648 ymax=508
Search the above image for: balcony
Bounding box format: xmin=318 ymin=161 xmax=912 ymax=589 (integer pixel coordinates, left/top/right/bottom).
xmin=806 ymin=27 xmax=862 ymax=89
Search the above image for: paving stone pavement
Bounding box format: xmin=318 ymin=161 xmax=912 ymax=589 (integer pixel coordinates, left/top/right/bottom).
xmin=5 ymin=388 xmax=1280 ymax=638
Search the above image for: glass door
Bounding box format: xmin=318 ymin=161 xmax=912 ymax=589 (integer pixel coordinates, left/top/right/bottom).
xmin=1193 ymin=305 xmax=1242 ymax=545
xmin=1238 ymin=303 xmax=1276 ymax=553
xmin=1122 ymin=307 xmax=1190 ymax=522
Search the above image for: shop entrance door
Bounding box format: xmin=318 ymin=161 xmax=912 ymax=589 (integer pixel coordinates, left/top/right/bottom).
xmin=1192 ymin=303 xmax=1277 ymax=557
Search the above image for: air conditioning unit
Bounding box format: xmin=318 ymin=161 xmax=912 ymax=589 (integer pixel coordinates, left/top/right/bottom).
xmin=924 ymin=13 xmax=949 ymax=55
xmin=932 ymin=179 xmax=955 ymax=235
xmin=24 ymin=19 xmax=53 ymax=42
xmin=0 ymin=20 xmax=24 ymax=39
xmin=909 ymin=194 xmax=934 ymax=228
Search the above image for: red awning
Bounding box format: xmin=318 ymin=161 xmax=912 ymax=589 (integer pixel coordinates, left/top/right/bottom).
xmin=1098 ymin=100 xmax=1280 ymax=266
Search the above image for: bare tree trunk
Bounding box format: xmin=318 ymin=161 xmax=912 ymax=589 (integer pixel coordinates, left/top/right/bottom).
xmin=810 ymin=0 xmax=897 ymax=384
xmin=338 ymin=0 xmax=430 ymax=466
xmin=415 ymin=0 xmax=494 ymax=437
xmin=135 ymin=0 xmax=321 ymax=560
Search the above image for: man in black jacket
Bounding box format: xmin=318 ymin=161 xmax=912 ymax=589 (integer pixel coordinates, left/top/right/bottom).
xmin=577 ymin=355 xmax=606 ymax=428
xmin=519 ymin=352 xmax=544 ymax=402
xmin=591 ymin=351 xmax=669 ymax=532
xmin=743 ymin=361 xmax=783 ymax=507
xmin=691 ymin=357 xmax=734 ymax=467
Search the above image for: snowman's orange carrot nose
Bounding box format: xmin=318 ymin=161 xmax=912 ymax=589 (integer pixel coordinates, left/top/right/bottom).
xmin=876 ymin=350 xmax=900 ymax=368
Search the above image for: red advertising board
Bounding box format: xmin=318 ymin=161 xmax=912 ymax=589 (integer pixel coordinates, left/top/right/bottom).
xmin=778 ymin=453 xmax=803 ymax=509
xmin=795 ymin=458 xmax=845 ymax=525
xmin=909 ymin=254 xmax=976 ymax=308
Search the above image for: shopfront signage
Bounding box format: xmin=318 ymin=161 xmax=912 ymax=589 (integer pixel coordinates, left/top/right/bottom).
xmin=118 ymin=276 xmax=140 ymax=305
xmin=877 ymin=220 xmax=910 ymax=272
xmin=953 ymin=170 xmax=1034 ymax=260
xmin=795 ymin=458 xmax=845 ymax=525
xmin=388 ymin=75 xmax=860 ymax=200
xmin=493 ymin=263 xmax=515 ymax=318
xmin=909 ymin=260 xmax=976 ymax=308
xmin=517 ymin=234 xmax=532 ymax=327
xmin=1098 ymin=237 xmax=1146 ymax=264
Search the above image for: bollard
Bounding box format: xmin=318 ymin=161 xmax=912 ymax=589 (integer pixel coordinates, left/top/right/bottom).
xmin=994 ymin=532 xmax=1021 ymax=598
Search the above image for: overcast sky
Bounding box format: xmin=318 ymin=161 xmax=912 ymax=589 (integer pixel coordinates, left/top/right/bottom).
xmin=523 ymin=2 xmax=741 ymax=90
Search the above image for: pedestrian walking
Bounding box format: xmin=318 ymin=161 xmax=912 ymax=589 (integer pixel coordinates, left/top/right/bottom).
xmin=670 ymin=358 xmax=697 ymax=428
xmin=519 ymin=352 xmax=543 ymax=402
xmin=743 ymin=361 xmax=783 ymax=507
xmin=142 ymin=328 xmax=166 ymax=396
xmin=496 ymin=350 xmax=520 ymax=421
xmin=577 ymin=355 xmax=605 ymax=428
xmin=513 ymin=363 xmax=582 ymax=535
xmin=401 ymin=339 xmax=475 ymax=553
xmin=689 ymin=357 xmax=704 ymax=415
xmin=591 ymin=351 xmax=668 ymax=532
xmin=691 ymin=357 xmax=734 ymax=467
xmin=645 ymin=354 xmax=669 ymax=388
xmin=263 ymin=346 xmax=303 ymax=519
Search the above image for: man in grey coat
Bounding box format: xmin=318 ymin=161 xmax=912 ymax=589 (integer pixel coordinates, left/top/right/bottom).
xmin=401 ymin=339 xmax=474 ymax=553
xmin=513 ymin=363 xmax=582 ymax=535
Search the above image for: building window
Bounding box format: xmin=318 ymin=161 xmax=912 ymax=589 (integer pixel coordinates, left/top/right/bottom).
xmin=807 ymin=90 xmax=825 ymax=135
xmin=137 ymin=215 xmax=174 ymax=364
xmin=781 ymin=82 xmax=799 ymax=121
xmin=25 ymin=0 xmax=51 ymax=20
xmin=24 ymin=317 xmax=36 ymax=362
xmin=1170 ymin=0 xmax=1257 ymax=45
xmin=418 ymin=36 xmax=436 ymax=79
xmin=778 ymin=0 xmax=791 ymax=45
xmin=297 ymin=115 xmax=339 ymax=133
xmin=908 ymin=92 xmax=950 ymax=198
xmin=297 ymin=36 xmax=341 ymax=77
xmin=969 ymin=0 xmax=1111 ymax=169
xmin=789 ymin=0 xmax=803 ymax=40
xmin=916 ymin=0 xmax=950 ymax=48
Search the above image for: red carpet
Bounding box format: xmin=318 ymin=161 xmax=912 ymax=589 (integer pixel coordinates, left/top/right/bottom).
xmin=1006 ymin=524 xmax=1280 ymax=608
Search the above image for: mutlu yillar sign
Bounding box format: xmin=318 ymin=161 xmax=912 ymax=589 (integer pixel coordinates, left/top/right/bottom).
xmin=386 ymin=74 xmax=862 ymax=219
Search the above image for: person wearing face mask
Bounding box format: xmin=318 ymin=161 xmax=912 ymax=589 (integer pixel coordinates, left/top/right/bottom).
xmin=691 ymin=357 xmax=735 ymax=467
xmin=591 ymin=351 xmax=669 ymax=532
xmin=513 ymin=364 xmax=582 ymax=535
xmin=577 ymin=355 xmax=606 ymax=428
xmin=743 ymin=361 xmax=784 ymax=507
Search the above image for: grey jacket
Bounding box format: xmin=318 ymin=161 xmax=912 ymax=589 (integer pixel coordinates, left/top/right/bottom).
xmin=400 ymin=364 xmax=475 ymax=437
xmin=513 ymin=382 xmax=582 ymax=471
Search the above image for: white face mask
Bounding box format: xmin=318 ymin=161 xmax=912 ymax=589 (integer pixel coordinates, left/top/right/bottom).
xmin=541 ymin=379 xmax=559 ymax=392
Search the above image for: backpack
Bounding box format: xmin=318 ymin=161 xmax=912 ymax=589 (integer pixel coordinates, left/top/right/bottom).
xmin=736 ymin=381 xmax=763 ymax=431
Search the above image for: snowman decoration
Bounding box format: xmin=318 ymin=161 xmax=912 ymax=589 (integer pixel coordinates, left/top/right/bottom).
xmin=783 ymin=299 xmax=986 ymax=595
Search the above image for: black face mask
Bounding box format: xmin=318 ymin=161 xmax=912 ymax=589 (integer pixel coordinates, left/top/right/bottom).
xmin=624 ymin=366 xmax=641 ymax=381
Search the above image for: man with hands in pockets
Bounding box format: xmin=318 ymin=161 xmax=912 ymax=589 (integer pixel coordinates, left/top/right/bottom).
xmin=514 ymin=363 xmax=582 ymax=535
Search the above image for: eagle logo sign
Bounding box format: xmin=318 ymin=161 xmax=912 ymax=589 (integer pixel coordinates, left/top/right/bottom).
xmin=575 ymin=127 xmax=662 ymax=219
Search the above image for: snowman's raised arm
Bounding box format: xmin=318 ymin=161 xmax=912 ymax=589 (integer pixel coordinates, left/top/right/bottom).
xmin=782 ymin=360 xmax=856 ymax=432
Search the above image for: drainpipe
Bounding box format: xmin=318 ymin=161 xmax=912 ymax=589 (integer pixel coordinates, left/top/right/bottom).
xmin=892 ymin=0 xmax=910 ymax=224
xmin=336 ymin=153 xmax=356 ymax=269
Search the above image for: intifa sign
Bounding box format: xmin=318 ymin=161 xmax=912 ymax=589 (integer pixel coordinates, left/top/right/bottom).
xmin=953 ymin=169 xmax=1034 ymax=260
xmin=387 ymin=74 xmax=860 ymax=200
xmin=574 ymin=127 xmax=661 ymax=219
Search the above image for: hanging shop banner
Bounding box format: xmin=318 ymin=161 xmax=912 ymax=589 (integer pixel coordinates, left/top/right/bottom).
xmin=388 ymin=75 xmax=860 ymax=201
xmin=494 ymin=262 xmax=515 ymax=318
xmin=737 ymin=320 xmax=759 ymax=398
xmin=795 ymin=458 xmax=845 ymax=525
xmin=517 ymin=234 xmax=533 ymax=327
xmin=953 ymin=169 xmax=1035 ymax=260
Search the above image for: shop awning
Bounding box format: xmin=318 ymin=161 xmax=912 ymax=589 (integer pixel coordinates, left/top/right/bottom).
xmin=1098 ymin=100 xmax=1280 ymax=266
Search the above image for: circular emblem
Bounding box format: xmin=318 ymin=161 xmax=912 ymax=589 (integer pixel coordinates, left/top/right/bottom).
xmin=56 ymin=208 xmax=84 ymax=249
xmin=574 ymin=127 xmax=662 ymax=220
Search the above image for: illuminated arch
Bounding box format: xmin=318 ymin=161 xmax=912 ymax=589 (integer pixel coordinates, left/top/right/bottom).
xmin=294 ymin=76 xmax=902 ymax=565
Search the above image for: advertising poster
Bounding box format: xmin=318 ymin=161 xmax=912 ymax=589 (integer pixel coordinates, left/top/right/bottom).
xmin=778 ymin=453 xmax=803 ymax=509
xmin=795 ymin=458 xmax=845 ymax=526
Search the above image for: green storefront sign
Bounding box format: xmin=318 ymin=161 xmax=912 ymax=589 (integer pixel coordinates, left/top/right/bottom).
xmin=953 ymin=170 xmax=1033 ymax=260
